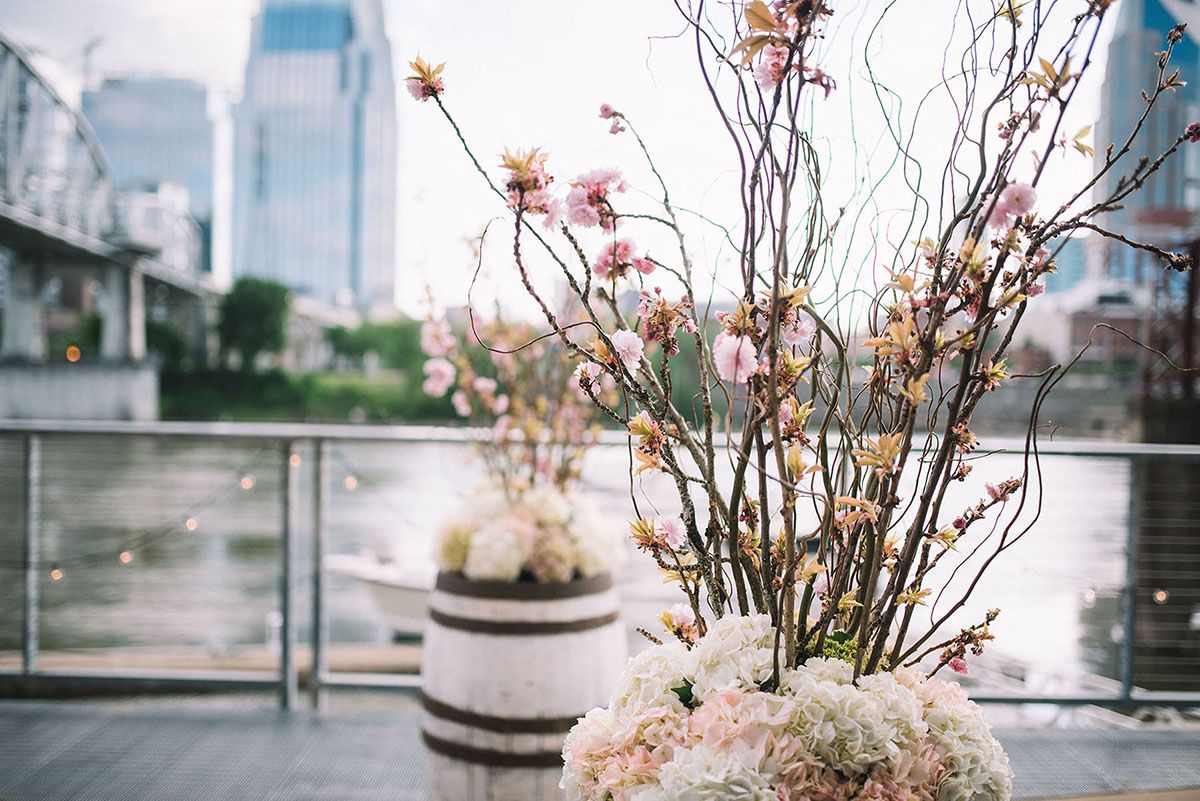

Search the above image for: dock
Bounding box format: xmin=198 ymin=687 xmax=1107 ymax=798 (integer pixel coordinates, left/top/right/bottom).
xmin=1 ymin=695 xmax=1198 ymax=800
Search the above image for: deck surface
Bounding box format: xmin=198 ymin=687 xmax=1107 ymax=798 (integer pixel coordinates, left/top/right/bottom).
xmin=0 ymin=696 xmax=1198 ymax=801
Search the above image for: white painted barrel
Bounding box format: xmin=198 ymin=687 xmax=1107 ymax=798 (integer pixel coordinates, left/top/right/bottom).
xmin=421 ymin=571 xmax=627 ymax=801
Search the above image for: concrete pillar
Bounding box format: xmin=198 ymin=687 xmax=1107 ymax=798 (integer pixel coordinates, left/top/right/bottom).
xmin=100 ymin=265 xmax=129 ymax=360
xmin=128 ymin=263 xmax=145 ymax=361
xmin=1 ymin=257 xmax=44 ymax=361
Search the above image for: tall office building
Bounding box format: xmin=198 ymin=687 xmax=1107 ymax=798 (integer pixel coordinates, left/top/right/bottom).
xmin=232 ymin=0 xmax=397 ymax=311
xmin=82 ymin=77 xmax=214 ymax=270
xmin=1095 ymin=0 xmax=1200 ymax=282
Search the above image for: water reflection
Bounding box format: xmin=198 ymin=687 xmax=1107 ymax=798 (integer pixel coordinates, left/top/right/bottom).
xmin=0 ymin=434 xmax=1141 ymax=694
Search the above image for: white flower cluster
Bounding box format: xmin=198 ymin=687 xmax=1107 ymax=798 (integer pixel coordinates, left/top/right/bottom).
xmin=436 ymin=483 xmax=625 ymax=582
xmin=563 ymin=614 xmax=1013 ymax=801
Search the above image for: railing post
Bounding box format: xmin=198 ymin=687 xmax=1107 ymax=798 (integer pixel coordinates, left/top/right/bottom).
xmin=22 ymin=434 xmax=41 ymax=675
xmin=1120 ymin=453 xmax=1141 ymax=703
xmin=280 ymin=440 xmax=298 ymax=710
xmin=310 ymin=439 xmax=329 ymax=710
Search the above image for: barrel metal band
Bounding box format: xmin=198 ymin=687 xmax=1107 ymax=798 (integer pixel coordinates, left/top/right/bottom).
xmin=420 ymin=692 xmax=582 ymax=734
xmin=428 ymin=607 xmax=619 ymax=635
xmin=422 ymin=731 xmax=563 ymax=768
xmin=435 ymin=571 xmax=613 ymax=600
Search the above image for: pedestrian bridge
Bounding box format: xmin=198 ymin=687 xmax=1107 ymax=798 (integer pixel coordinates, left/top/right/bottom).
xmin=0 ymin=31 xmax=214 ymax=419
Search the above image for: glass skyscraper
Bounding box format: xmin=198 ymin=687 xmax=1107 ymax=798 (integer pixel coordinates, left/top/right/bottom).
xmin=81 ymin=77 xmax=214 ymax=270
xmin=232 ymin=0 xmax=397 ymax=311
xmin=1095 ymin=0 xmax=1200 ymax=282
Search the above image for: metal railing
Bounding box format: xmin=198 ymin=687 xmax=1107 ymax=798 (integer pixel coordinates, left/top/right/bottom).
xmin=1 ymin=418 xmax=1198 ymax=711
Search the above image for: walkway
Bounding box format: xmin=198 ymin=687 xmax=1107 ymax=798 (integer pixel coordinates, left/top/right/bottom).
xmin=0 ymin=696 xmax=1197 ymax=800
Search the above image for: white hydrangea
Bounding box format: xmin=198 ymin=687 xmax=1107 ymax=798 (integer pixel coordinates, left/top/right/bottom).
xmin=560 ymin=706 xmax=620 ymax=801
xmin=922 ymin=695 xmax=1012 ymax=801
xmin=775 ymin=660 xmax=929 ymax=777
xmin=689 ymin=614 xmax=776 ymax=700
xmin=463 ymin=523 xmax=523 ymax=581
xmin=610 ymin=640 xmax=694 ymax=715
xmin=435 ymin=482 xmax=624 ymax=582
xmin=657 ymin=745 xmax=777 ymax=801
xmin=779 ymin=656 xmax=854 ymax=691
xmin=897 ymin=668 xmax=1013 ymax=801
xmin=523 ymin=484 xmax=572 ymax=526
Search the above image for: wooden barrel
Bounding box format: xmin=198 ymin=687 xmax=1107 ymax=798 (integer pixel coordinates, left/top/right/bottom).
xmin=421 ymin=571 xmax=627 ymax=801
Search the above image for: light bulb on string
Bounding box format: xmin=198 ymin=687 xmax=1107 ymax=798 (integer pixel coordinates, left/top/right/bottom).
xmin=344 ymin=475 xmax=358 ymax=490
xmin=185 ymin=518 xmax=198 ymax=532
xmin=49 ymin=565 xmax=63 ymax=581
xmin=119 ymin=551 xmax=133 ymax=564
xmin=240 ymin=476 xmax=255 ymax=490
xmin=289 ymin=453 xmax=301 ymax=467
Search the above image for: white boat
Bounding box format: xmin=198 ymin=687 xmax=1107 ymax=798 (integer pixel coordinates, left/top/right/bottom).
xmin=327 ymin=552 xmax=436 ymax=639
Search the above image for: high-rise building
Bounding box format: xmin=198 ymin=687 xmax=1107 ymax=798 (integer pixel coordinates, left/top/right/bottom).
xmin=1094 ymin=0 xmax=1200 ymax=282
xmin=82 ymin=77 xmax=214 ymax=271
xmin=232 ymin=0 xmax=397 ymax=311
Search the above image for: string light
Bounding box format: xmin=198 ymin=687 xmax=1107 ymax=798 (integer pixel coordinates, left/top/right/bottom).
xmin=1153 ymin=588 xmax=1169 ymax=605
xmin=0 ymin=446 xmax=277 ymax=575
xmin=289 ymin=453 xmax=302 ymax=467
xmin=344 ymin=475 xmax=358 ymax=490
xmin=65 ymin=345 xmax=81 ymax=363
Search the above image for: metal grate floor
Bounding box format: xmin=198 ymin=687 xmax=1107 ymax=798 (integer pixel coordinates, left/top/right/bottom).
xmin=0 ymin=697 xmax=1197 ymax=800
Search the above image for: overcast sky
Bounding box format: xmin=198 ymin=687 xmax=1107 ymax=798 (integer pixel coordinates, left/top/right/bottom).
xmin=0 ymin=1 xmax=1119 ymax=317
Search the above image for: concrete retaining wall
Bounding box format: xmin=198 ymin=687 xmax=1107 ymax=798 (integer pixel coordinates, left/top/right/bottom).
xmin=0 ymin=362 xmax=158 ymax=420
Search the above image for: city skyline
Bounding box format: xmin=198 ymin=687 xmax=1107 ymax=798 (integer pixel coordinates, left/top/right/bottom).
xmin=1 ymin=1 xmax=1142 ymax=319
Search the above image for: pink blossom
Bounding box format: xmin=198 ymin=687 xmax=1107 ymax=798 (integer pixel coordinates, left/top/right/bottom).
xmin=1187 ymin=121 xmax=1200 ymax=143
xmin=405 ymin=78 xmax=427 ymax=102
xmin=610 ymin=329 xmax=644 ymax=372
xmin=783 ymin=313 xmax=816 ymax=346
xmin=420 ymin=319 xmax=455 ymax=357
xmin=472 ymin=376 xmax=498 ymax=395
xmin=575 ymin=361 xmax=601 ymax=386
xmin=754 ymin=44 xmax=790 ymax=90
xmin=657 ymin=516 xmax=687 ymax=549
xmin=986 ymin=482 xmax=1001 ymax=501
xmin=668 ymin=601 xmax=694 ymax=628
xmin=599 ymin=103 xmax=616 ymax=119
xmin=451 ymin=389 xmax=471 ymax=417
xmin=492 ymin=394 xmax=510 ymax=415
xmin=985 ymin=193 xmax=1014 ymax=232
xmin=565 ymin=186 xmax=601 ymax=228
xmin=565 ymin=168 xmax=627 ymax=231
xmin=713 ymin=333 xmax=758 ymax=383
xmin=593 ymin=239 xmax=654 ymax=279
xmin=608 ymin=120 xmax=625 ymax=135
xmin=999 ymin=181 xmax=1037 ymax=217
xmin=542 ymin=196 xmax=565 ymax=231
xmin=949 ymin=656 xmax=969 ymax=674
xmin=1027 ymin=282 xmax=1045 ymax=297
xmin=421 ymin=358 xmax=455 ymax=397
xmin=492 ymin=414 xmax=511 ymax=443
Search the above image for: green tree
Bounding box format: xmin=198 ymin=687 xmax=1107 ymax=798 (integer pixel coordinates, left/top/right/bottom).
xmin=217 ymin=277 xmax=290 ymax=372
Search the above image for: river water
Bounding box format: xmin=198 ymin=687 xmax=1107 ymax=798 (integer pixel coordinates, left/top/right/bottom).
xmin=0 ymin=433 xmax=1133 ymax=694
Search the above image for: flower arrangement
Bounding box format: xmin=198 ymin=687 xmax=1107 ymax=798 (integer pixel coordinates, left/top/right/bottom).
xmin=408 ymin=0 xmax=1193 ymax=793
xmin=562 ymin=614 xmax=1010 ymax=801
xmin=421 ymin=310 xmax=623 ymax=582
xmin=436 ymin=483 xmax=623 ymax=583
